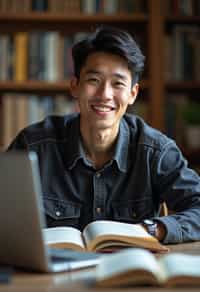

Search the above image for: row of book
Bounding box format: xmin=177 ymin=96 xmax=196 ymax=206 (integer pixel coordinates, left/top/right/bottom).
xmin=0 ymin=0 xmax=145 ymax=14
xmin=164 ymin=25 xmax=200 ymax=81
xmin=164 ymin=0 xmax=200 ymax=16
xmin=0 ymin=31 xmax=88 ymax=82
xmin=1 ymin=25 xmax=199 ymax=83
xmin=1 ymin=93 xmax=78 ymax=148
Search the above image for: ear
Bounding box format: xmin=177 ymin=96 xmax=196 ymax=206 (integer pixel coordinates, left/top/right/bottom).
xmin=69 ymin=77 xmax=79 ymax=99
xmin=128 ymin=83 xmax=139 ymax=105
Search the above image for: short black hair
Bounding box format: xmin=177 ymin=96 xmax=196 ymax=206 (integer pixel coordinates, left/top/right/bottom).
xmin=72 ymin=26 xmax=145 ymax=84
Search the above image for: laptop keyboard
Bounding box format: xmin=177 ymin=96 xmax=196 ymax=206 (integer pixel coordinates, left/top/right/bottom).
xmin=48 ymin=247 xmax=100 ymax=261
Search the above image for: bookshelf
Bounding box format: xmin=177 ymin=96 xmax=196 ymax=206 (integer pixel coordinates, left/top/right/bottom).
xmin=0 ymin=0 xmax=199 ymax=172
xmin=163 ymin=1 xmax=200 ymax=172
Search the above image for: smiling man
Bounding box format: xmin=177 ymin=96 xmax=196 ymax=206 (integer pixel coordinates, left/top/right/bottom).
xmin=70 ymin=51 xmax=138 ymax=169
xmin=8 ymin=27 xmax=200 ymax=244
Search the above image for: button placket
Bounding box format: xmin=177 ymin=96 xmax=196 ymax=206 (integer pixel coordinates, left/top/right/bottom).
xmin=93 ymin=171 xmax=105 ymax=219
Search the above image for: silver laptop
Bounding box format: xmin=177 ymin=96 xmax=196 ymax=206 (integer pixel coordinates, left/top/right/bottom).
xmin=0 ymin=151 xmax=100 ymax=273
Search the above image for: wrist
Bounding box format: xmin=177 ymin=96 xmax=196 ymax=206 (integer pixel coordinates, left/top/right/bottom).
xmin=156 ymin=221 xmax=166 ymax=241
xmin=142 ymin=219 xmax=166 ymax=241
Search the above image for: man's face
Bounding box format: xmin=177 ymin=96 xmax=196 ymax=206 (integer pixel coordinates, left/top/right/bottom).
xmin=71 ymin=52 xmax=138 ymax=132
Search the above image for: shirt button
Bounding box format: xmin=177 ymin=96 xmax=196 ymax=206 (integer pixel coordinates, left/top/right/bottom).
xmin=132 ymin=212 xmax=137 ymax=218
xmin=55 ymin=211 xmax=61 ymax=217
xmin=96 ymin=207 xmax=102 ymax=214
xmin=96 ymin=172 xmax=101 ymax=178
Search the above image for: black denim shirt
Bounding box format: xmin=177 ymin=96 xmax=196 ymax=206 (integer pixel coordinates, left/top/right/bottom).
xmin=8 ymin=113 xmax=200 ymax=244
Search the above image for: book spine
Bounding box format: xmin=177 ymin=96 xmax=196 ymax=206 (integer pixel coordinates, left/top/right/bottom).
xmin=28 ymin=95 xmax=41 ymax=125
xmin=14 ymin=32 xmax=28 ymax=81
xmin=44 ymin=32 xmax=60 ymax=81
xmin=81 ymin=0 xmax=96 ymax=14
xmin=103 ymin=0 xmax=118 ymax=14
xmin=15 ymin=95 xmax=29 ymax=133
xmin=2 ymin=94 xmax=15 ymax=148
xmin=0 ymin=35 xmax=10 ymax=81
xmin=32 ymin=0 xmax=48 ymax=11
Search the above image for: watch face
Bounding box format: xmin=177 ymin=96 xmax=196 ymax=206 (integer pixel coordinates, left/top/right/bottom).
xmin=143 ymin=219 xmax=157 ymax=237
xmin=143 ymin=219 xmax=155 ymax=226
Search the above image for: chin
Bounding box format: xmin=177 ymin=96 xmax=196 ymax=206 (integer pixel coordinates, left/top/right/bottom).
xmin=94 ymin=120 xmax=116 ymax=130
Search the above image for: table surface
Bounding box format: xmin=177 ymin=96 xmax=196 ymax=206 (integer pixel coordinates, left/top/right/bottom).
xmin=1 ymin=242 xmax=200 ymax=292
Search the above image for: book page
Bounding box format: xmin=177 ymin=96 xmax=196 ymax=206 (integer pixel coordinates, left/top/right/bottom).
xmin=43 ymin=226 xmax=85 ymax=251
xmin=83 ymin=220 xmax=168 ymax=252
xmin=159 ymin=253 xmax=200 ymax=282
xmin=96 ymin=248 xmax=166 ymax=287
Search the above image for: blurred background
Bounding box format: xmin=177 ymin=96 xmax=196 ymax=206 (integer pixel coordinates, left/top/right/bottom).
xmin=0 ymin=0 xmax=199 ymax=173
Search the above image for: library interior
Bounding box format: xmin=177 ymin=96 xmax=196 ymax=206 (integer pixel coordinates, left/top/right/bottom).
xmin=0 ymin=0 xmax=200 ymax=290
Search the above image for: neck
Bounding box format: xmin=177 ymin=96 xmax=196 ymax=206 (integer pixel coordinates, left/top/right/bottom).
xmin=81 ymin=126 xmax=119 ymax=169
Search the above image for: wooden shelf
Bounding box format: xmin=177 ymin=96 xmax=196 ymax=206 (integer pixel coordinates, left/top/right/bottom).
xmin=166 ymin=81 xmax=200 ymax=92
xmin=0 ymin=81 xmax=70 ymax=95
xmin=0 ymin=12 xmax=148 ymax=22
xmin=166 ymin=15 xmax=200 ymax=25
xmin=0 ymin=12 xmax=148 ymax=32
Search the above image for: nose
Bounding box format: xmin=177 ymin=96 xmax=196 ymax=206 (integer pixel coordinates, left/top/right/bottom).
xmin=97 ymin=82 xmax=113 ymax=100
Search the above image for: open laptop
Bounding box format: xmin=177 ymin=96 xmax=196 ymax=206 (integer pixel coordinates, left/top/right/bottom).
xmin=0 ymin=151 xmax=100 ymax=272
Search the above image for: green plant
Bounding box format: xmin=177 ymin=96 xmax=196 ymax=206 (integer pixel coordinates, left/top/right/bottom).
xmin=182 ymin=102 xmax=200 ymax=125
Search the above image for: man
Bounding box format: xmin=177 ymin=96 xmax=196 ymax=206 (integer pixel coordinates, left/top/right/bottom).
xmin=8 ymin=27 xmax=200 ymax=244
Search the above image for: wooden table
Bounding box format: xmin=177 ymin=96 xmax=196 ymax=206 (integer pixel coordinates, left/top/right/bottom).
xmin=1 ymin=242 xmax=200 ymax=292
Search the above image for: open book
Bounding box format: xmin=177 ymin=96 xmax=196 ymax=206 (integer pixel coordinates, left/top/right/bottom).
xmin=96 ymin=248 xmax=200 ymax=287
xmin=43 ymin=220 xmax=168 ymax=253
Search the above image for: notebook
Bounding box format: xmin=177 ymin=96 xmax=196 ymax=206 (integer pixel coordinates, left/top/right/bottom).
xmin=0 ymin=151 xmax=100 ymax=272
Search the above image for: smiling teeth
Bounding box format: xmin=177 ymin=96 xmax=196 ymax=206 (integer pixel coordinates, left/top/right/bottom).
xmin=93 ymin=106 xmax=111 ymax=112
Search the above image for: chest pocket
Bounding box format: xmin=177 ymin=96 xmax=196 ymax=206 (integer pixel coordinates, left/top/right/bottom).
xmin=43 ymin=196 xmax=81 ymax=228
xmin=112 ymin=199 xmax=154 ymax=223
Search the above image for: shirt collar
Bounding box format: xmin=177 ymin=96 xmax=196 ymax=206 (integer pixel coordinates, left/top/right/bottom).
xmin=66 ymin=115 xmax=84 ymax=169
xmin=112 ymin=118 xmax=130 ymax=173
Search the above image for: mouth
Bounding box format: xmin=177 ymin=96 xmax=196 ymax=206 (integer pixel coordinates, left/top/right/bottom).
xmin=91 ymin=104 xmax=116 ymax=114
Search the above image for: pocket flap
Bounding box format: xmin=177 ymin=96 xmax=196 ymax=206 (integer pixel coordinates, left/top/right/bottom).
xmin=112 ymin=199 xmax=152 ymax=222
xmin=43 ymin=196 xmax=81 ymax=220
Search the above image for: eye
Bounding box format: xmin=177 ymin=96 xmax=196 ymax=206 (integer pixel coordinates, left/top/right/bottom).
xmin=113 ymin=81 xmax=126 ymax=88
xmin=86 ymin=77 xmax=100 ymax=84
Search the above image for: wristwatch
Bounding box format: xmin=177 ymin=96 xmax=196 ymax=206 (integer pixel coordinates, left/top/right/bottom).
xmin=142 ymin=219 xmax=158 ymax=237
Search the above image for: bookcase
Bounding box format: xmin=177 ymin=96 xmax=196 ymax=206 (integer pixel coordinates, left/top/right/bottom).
xmin=0 ymin=0 xmax=199 ymax=172
xmin=162 ymin=0 xmax=200 ymax=173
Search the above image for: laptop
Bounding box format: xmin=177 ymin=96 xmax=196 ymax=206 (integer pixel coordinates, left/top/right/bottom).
xmin=0 ymin=151 xmax=100 ymax=273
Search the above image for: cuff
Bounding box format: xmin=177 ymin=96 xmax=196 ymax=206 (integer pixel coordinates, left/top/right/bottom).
xmin=153 ymin=216 xmax=183 ymax=244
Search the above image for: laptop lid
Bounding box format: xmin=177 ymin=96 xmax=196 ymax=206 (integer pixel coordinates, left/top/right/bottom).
xmin=0 ymin=151 xmax=55 ymax=272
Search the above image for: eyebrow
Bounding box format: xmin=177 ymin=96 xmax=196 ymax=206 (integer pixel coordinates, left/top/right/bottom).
xmin=85 ymin=70 xmax=128 ymax=80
